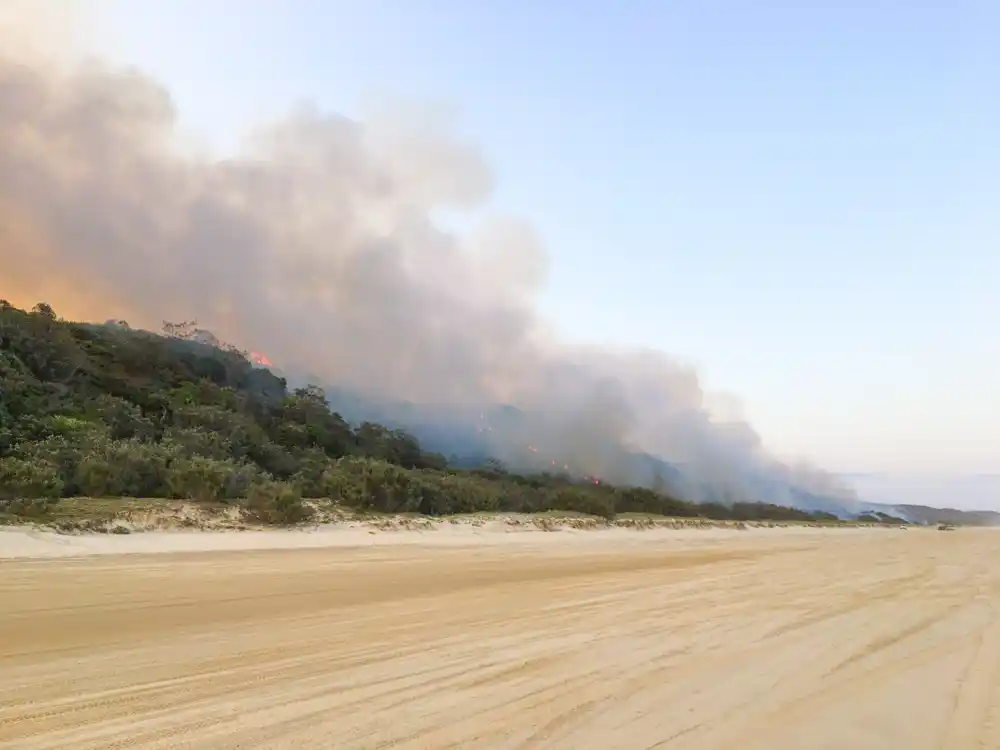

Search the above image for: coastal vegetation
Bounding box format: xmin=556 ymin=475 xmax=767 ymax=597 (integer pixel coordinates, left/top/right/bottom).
xmin=0 ymin=300 xmax=867 ymax=526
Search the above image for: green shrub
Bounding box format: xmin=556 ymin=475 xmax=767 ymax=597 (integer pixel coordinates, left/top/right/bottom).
xmin=0 ymin=456 xmax=64 ymax=500
xmin=74 ymin=438 xmax=177 ymax=497
xmin=245 ymin=481 xmax=313 ymax=525
xmin=163 ymin=426 xmax=233 ymax=460
xmin=5 ymin=498 xmax=59 ymax=517
xmin=223 ymin=462 xmax=269 ymax=500
xmin=165 ymin=455 xmax=235 ymax=502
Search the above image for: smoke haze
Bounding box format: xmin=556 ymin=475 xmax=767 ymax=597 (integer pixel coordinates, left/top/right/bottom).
xmin=0 ymin=11 xmax=857 ymax=509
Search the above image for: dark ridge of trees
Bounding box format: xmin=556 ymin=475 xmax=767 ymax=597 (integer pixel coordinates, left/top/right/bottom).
xmin=888 ymin=504 xmax=1000 ymax=527
xmin=857 ymin=511 xmax=908 ymax=525
xmin=0 ymin=299 xmax=851 ymax=525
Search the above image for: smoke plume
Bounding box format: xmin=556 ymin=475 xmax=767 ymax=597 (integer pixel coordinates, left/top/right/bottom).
xmin=0 ymin=15 xmax=857 ymax=509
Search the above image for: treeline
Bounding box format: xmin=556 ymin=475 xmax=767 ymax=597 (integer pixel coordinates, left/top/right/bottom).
xmin=0 ymin=300 xmax=843 ymax=524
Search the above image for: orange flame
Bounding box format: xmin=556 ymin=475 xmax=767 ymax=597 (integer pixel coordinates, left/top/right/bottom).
xmin=249 ymin=351 xmax=273 ymax=367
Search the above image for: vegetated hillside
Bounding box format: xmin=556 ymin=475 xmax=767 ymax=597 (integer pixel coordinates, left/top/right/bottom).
xmin=0 ymin=299 xmax=855 ymax=525
xmin=854 ymin=510 xmax=909 ymax=525
xmin=288 ymin=381 xmax=857 ymax=516
xmin=869 ymin=503 xmax=1000 ymax=527
xmin=298 ymin=388 xmax=688 ymax=487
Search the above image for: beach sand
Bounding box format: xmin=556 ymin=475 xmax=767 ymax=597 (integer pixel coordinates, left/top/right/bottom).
xmin=2 ymin=524 xmax=998 ymax=748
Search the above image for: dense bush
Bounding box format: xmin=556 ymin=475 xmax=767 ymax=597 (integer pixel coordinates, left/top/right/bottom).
xmin=245 ymin=480 xmax=312 ymax=524
xmin=0 ymin=456 xmax=64 ymax=501
xmin=0 ymin=299 xmax=848 ymax=525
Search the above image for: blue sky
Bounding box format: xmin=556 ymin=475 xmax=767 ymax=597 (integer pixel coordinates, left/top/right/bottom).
xmin=90 ymin=1 xmax=998 ymax=492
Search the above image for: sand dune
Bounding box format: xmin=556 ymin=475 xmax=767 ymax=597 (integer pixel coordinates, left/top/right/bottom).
xmin=2 ymin=526 xmax=999 ymax=748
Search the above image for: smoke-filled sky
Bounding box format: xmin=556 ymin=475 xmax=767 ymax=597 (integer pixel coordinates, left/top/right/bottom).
xmin=2 ymin=1 xmax=998 ymax=507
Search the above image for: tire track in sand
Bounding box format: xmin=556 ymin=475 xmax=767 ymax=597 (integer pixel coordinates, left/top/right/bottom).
xmin=3 ymin=528 xmax=1000 ymax=749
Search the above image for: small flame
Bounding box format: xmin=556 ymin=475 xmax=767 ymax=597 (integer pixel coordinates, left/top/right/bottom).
xmin=249 ymin=351 xmax=273 ymax=368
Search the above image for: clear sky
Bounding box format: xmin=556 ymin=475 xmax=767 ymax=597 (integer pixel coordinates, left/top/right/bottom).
xmin=87 ymin=1 xmax=997 ymax=491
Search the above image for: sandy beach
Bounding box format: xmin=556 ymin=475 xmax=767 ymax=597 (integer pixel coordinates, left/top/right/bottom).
xmin=2 ymin=524 xmax=999 ymax=749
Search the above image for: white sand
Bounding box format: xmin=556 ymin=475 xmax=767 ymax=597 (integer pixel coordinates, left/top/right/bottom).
xmin=2 ymin=525 xmax=998 ymax=749
xmin=0 ymin=520 xmax=864 ymax=559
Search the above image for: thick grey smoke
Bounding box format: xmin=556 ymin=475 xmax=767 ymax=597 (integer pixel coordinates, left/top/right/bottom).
xmin=0 ymin=27 xmax=857 ymax=509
